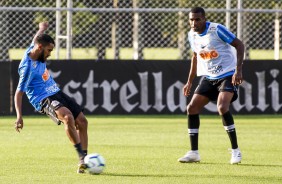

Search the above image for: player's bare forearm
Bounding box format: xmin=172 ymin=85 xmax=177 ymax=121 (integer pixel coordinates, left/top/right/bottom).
xmin=183 ymin=52 xmax=197 ymax=96
xmin=231 ymin=38 xmax=244 ymax=85
xmin=14 ymin=90 xmax=23 ymax=120
xmin=187 ymin=52 xmax=197 ymax=84
xmin=231 ymin=38 xmax=244 ymax=72
xmin=32 ymin=21 xmax=49 ymax=43
xmin=14 ymin=90 xmax=24 ymax=132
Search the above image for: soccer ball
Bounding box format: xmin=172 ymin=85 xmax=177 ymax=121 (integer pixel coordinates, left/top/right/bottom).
xmin=84 ymin=153 xmax=105 ymax=174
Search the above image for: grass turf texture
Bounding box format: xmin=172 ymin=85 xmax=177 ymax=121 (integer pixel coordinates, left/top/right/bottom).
xmin=0 ymin=115 xmax=282 ymax=184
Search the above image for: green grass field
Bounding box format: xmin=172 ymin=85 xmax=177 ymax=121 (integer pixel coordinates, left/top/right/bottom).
xmin=1 ymin=115 xmax=282 ymax=184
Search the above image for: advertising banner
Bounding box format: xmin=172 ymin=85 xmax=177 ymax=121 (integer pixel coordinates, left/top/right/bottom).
xmin=10 ymin=60 xmax=282 ymax=115
xmin=0 ymin=62 xmax=10 ymax=115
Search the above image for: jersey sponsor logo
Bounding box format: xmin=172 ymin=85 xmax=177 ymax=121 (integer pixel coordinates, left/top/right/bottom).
xmin=199 ymin=49 xmax=219 ymax=60
xmin=45 ymin=83 xmax=59 ymax=93
xmin=42 ymin=68 xmax=50 ymax=82
xmin=208 ymin=65 xmax=223 ymax=74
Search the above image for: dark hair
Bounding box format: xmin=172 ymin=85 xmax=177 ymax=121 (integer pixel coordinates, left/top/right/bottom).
xmin=35 ymin=34 xmax=55 ymax=46
xmin=190 ymin=7 xmax=205 ymax=17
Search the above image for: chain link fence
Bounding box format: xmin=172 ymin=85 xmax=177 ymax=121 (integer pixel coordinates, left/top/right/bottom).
xmin=0 ymin=0 xmax=282 ymax=61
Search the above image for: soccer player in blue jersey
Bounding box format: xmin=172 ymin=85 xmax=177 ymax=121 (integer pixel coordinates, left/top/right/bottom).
xmin=178 ymin=7 xmax=244 ymax=164
xmin=14 ymin=22 xmax=89 ymax=173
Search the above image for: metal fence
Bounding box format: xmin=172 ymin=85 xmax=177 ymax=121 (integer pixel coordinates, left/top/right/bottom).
xmin=0 ymin=0 xmax=282 ymax=61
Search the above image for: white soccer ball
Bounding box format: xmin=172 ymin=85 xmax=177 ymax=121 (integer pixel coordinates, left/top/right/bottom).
xmin=84 ymin=153 xmax=105 ymax=174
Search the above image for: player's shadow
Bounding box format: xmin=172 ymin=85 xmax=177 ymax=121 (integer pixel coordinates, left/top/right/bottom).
xmin=239 ymin=163 xmax=282 ymax=167
xmin=197 ymin=162 xmax=282 ymax=168
xmin=106 ymin=173 xmax=187 ymax=178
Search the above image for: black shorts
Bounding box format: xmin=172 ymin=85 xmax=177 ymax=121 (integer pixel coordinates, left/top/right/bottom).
xmin=195 ymin=75 xmax=238 ymax=102
xmin=39 ymin=91 xmax=83 ymax=119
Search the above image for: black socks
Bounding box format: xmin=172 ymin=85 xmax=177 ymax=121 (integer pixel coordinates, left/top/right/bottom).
xmin=188 ymin=112 xmax=239 ymax=151
xmin=188 ymin=114 xmax=200 ymax=150
xmin=74 ymin=143 xmax=85 ymax=159
xmin=222 ymin=111 xmax=238 ymax=149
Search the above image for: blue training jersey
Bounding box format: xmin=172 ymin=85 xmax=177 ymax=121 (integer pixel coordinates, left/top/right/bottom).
xmin=17 ymin=44 xmax=60 ymax=111
xmin=188 ymin=21 xmax=237 ymax=79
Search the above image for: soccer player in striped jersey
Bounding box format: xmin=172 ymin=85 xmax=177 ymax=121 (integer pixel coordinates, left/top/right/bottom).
xmin=178 ymin=7 xmax=244 ymax=164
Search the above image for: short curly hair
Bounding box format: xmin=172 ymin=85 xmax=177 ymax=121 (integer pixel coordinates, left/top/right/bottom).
xmin=35 ymin=34 xmax=55 ymax=46
xmin=190 ymin=7 xmax=205 ymax=17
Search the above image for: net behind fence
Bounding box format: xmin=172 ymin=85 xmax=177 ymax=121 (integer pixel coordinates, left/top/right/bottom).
xmin=0 ymin=0 xmax=282 ymax=61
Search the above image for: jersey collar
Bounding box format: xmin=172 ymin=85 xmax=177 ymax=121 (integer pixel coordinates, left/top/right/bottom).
xmin=198 ymin=22 xmax=210 ymax=36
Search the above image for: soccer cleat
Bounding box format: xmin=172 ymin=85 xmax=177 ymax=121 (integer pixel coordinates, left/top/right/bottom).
xmin=77 ymin=163 xmax=87 ymax=174
xmin=77 ymin=157 xmax=87 ymax=174
xmin=230 ymin=148 xmax=242 ymax=164
xmin=178 ymin=150 xmax=200 ymax=163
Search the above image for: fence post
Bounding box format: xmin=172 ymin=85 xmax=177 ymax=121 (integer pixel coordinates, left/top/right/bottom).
xmin=133 ymin=0 xmax=142 ymax=60
xmin=55 ymin=0 xmax=73 ymax=60
xmin=237 ymin=0 xmax=242 ymax=40
xmin=226 ymin=0 xmax=231 ymax=29
xmin=274 ymin=4 xmax=280 ymax=60
xmin=66 ymin=0 xmax=73 ymax=59
xmin=55 ymin=0 xmax=61 ymax=59
xmin=112 ymin=0 xmax=120 ymax=60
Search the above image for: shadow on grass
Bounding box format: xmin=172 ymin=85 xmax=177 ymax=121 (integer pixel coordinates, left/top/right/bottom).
xmin=239 ymin=163 xmax=282 ymax=167
xmin=103 ymin=171 xmax=282 ymax=182
xmin=104 ymin=173 xmax=187 ymax=178
xmin=188 ymin=161 xmax=282 ymax=168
